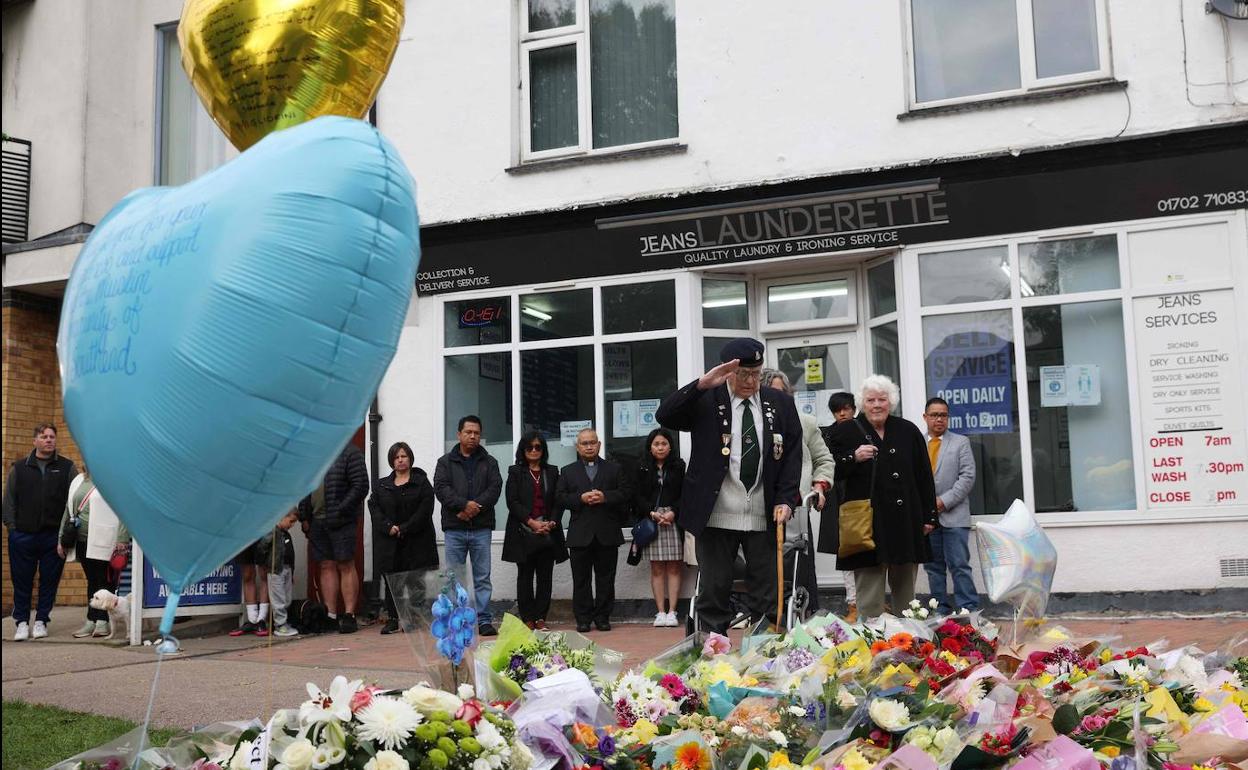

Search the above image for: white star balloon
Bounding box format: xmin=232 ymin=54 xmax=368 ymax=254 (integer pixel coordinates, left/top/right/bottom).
xmin=975 ymin=499 xmax=1058 ymax=618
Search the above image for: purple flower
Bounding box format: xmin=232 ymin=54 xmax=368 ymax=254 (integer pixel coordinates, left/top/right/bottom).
xmin=1109 ymin=758 xmax=1136 ymax=770
xmin=784 ymin=647 xmax=816 ymax=671
xmin=598 ymin=735 xmax=617 ymax=756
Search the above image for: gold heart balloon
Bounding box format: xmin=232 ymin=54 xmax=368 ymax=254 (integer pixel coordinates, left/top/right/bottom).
xmin=178 ymin=0 xmax=404 ymax=151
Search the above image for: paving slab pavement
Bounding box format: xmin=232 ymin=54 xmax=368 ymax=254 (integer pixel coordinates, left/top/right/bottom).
xmin=4 ymin=613 xmax=1246 ymax=730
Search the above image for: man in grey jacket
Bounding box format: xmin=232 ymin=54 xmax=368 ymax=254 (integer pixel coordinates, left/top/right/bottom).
xmin=922 ymin=397 xmax=978 ymax=613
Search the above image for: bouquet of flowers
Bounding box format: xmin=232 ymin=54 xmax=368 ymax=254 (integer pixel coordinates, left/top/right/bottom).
xmin=265 ymin=678 xmax=531 ymax=770
xmin=479 ymin=614 xmax=620 ymax=704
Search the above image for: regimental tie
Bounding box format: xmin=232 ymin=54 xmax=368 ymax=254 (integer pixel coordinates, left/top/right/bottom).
xmin=741 ymin=400 xmax=760 ymax=490
xmin=928 ymin=436 xmax=941 ymax=472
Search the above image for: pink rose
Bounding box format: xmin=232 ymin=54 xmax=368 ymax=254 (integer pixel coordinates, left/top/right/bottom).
xmin=702 ymin=633 xmax=730 ymax=657
xmin=457 ymin=699 xmax=484 ymax=726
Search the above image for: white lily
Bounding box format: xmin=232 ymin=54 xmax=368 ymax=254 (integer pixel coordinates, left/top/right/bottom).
xmin=300 ymin=675 xmax=363 ymax=726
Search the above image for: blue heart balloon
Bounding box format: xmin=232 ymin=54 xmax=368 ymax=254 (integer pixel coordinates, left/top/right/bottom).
xmin=56 ymin=116 xmax=419 ymax=632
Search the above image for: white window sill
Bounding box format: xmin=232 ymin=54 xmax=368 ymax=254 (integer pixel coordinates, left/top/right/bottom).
xmin=507 ymin=141 xmax=687 ymax=175
xmin=898 ymin=79 xmax=1128 ymax=121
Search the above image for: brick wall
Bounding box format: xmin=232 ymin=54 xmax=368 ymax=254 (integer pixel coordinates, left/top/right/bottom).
xmin=2 ymin=289 xmax=87 ymax=614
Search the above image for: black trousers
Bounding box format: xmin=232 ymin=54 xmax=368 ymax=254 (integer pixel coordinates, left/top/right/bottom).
xmin=569 ymin=540 xmax=618 ymax=623
xmin=78 ymin=540 xmax=114 ymax=623
xmin=695 ymin=526 xmax=777 ymax=634
xmin=516 ymin=555 xmax=555 ymax=622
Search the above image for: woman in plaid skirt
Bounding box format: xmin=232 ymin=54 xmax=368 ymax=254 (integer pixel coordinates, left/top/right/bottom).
xmin=633 ymin=428 xmax=685 ymax=627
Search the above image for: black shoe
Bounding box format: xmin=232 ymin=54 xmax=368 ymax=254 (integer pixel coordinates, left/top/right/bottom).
xmin=338 ymin=613 xmax=358 ymax=634
xmin=595 ymin=619 xmax=611 ymax=632
xmin=380 ymin=618 xmax=399 ymax=635
xmin=576 ymin=622 xmax=592 ymax=633
xmin=478 ymin=623 xmax=498 ymax=637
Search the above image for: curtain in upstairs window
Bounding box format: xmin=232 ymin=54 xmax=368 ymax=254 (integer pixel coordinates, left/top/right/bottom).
xmin=590 ymin=0 xmax=678 ymax=148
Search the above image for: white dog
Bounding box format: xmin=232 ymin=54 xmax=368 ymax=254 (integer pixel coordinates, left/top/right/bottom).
xmin=88 ymin=589 xmax=130 ymax=640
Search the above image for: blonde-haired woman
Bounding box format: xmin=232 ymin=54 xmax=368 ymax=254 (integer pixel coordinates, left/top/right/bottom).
xmin=825 ymin=374 xmax=938 ymax=619
xmin=57 ymin=467 xmax=130 ymax=638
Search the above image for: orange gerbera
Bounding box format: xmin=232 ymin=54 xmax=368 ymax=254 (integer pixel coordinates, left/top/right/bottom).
xmin=890 ymin=633 xmax=914 ymax=649
xmin=675 ymin=742 xmax=711 ymax=770
xmin=571 ymin=722 xmax=600 ymax=749
xmin=871 ymin=640 xmax=892 ymax=653
xmin=918 ymin=642 xmax=936 ymax=656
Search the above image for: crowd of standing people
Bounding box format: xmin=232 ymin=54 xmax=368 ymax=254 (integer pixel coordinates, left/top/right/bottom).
xmin=4 ymin=335 xmax=982 ymax=642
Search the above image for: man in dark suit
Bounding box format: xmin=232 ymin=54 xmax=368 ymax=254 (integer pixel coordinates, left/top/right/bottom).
xmin=656 ymin=338 xmax=802 ymax=634
xmin=556 ymin=428 xmax=630 ymax=632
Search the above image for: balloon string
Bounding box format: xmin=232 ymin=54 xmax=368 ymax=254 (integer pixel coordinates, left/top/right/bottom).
xmin=131 ymin=642 xmax=167 ymax=770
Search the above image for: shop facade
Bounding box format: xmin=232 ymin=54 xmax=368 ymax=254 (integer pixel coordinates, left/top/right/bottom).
xmin=382 ymin=126 xmax=1248 ymax=607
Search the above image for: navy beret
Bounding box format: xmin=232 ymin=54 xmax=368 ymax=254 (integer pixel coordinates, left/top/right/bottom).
xmin=719 ymin=337 xmax=765 ymax=367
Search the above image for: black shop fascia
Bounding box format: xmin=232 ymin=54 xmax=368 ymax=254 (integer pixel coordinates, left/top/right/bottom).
xmin=416 ymin=124 xmax=1246 ymax=296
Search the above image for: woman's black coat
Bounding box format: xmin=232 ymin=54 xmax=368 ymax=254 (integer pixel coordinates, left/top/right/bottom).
xmin=369 ymin=469 xmax=439 ymax=575
xmin=501 ymin=464 xmax=568 ymax=564
xmin=632 ymin=458 xmax=685 ymax=524
xmin=826 ymin=414 xmax=939 ymax=570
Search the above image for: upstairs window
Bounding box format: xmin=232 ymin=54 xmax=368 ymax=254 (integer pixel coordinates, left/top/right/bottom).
xmin=521 ymin=0 xmax=678 ymax=160
xmin=908 ymin=0 xmax=1110 ymax=107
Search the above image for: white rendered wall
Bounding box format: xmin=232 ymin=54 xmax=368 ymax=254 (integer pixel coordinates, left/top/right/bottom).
xmin=381 ymin=0 xmax=1248 ymax=227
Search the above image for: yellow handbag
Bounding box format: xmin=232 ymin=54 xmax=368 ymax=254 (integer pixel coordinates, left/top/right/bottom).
xmin=838 ymin=424 xmax=877 ymax=559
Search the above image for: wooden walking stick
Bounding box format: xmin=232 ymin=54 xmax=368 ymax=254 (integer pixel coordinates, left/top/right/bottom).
xmin=775 ymin=519 xmax=785 ymax=632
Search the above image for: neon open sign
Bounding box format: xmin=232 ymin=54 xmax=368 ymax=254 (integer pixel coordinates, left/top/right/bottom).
xmin=459 ymin=303 xmax=505 ymax=328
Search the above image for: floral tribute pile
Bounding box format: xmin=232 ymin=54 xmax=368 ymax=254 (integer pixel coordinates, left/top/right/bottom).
xmin=57 ymin=601 xmax=1248 ymax=770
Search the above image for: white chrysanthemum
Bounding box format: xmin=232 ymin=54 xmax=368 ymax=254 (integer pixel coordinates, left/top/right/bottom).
xmin=228 ymin=740 xmax=254 ymax=770
xmin=511 ymin=740 xmax=534 ymax=770
xmin=868 ymin=698 xmax=911 ymax=731
xmin=364 ymin=750 xmax=410 ymax=770
xmin=929 ymin=598 xmax=939 ymax=609
xmin=356 ymin=696 xmax=422 ymax=750
xmin=1168 ymin=654 xmax=1209 ymax=691
xmin=458 ymin=683 xmax=476 ymax=700
xmin=788 ymin=705 xmax=806 ymax=716
xmin=475 ymin=717 xmax=506 ymax=750
xmin=280 ymin=738 xmax=316 ymax=770
xmin=767 ymin=729 xmax=788 ymax=747
xmin=473 ymin=758 xmax=492 ymax=770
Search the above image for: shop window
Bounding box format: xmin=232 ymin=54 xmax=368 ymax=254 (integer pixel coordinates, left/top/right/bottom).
xmin=762 ymin=275 xmax=855 ymax=331
xmin=520 ymin=288 xmax=593 ymax=341
xmin=1019 ymin=235 xmax=1119 ymax=296
xmin=602 ymin=338 xmax=678 ymax=470
xmin=521 ymin=345 xmax=595 ymax=470
xmin=521 ymin=0 xmax=678 ymax=160
xmin=702 ymin=336 xmax=736 ymax=371
xmin=922 ymin=309 xmax=1023 ymax=515
xmin=445 ymin=297 xmax=512 ymax=347
xmin=919 ymin=246 xmax=1011 ymax=306
xmin=870 ymin=322 xmax=901 ymax=387
xmin=444 ymin=353 xmax=515 ymax=527
xmin=602 ymin=280 xmax=676 ymax=333
xmin=1024 ymin=300 xmax=1134 ymax=512
xmin=157 ymin=26 xmax=232 ymax=185
xmin=701 ymin=279 xmax=749 ymax=330
xmin=867 ymin=262 xmax=897 ymax=317
xmin=909 ymin=0 xmax=1108 ymax=106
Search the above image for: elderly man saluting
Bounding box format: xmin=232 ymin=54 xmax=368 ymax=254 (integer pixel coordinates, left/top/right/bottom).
xmin=656 ymin=338 xmax=802 ymax=634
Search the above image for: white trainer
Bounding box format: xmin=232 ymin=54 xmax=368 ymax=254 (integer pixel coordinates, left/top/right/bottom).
xmin=32 ymin=620 xmax=48 ymax=639
xmin=653 ymin=612 xmax=666 ymax=627
xmin=14 ymin=622 xmax=30 ymax=641
xmin=665 ymin=611 xmax=680 ymax=627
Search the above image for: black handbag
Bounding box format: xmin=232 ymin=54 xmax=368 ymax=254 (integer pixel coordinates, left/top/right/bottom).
xmin=519 ymin=521 xmax=555 ymax=559
xmin=631 ymin=516 xmax=659 ymax=549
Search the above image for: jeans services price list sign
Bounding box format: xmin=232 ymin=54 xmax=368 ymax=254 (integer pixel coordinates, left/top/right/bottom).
xmin=1135 ymin=289 xmax=1247 ymax=509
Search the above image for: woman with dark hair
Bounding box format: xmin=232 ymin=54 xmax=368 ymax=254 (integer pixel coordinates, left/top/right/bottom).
xmin=369 ymin=441 xmax=437 ymax=634
xmin=633 ymin=428 xmax=686 ymax=627
xmin=502 ymin=432 xmax=566 ymax=629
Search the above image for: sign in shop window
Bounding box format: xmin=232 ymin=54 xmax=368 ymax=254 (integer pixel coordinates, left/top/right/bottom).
xmin=924 ymin=331 xmax=1014 ymax=434
xmin=1136 ymin=289 xmax=1246 ymax=509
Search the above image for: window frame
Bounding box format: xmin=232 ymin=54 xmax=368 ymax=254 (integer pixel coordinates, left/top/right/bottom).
xmin=758 ymin=270 xmax=859 ymax=335
xmin=517 ymin=0 xmax=681 ymax=163
xmin=439 ymin=271 xmax=691 ymax=539
xmin=903 ymin=0 xmax=1113 ymax=110
xmin=899 ymin=211 xmax=1247 ymax=527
